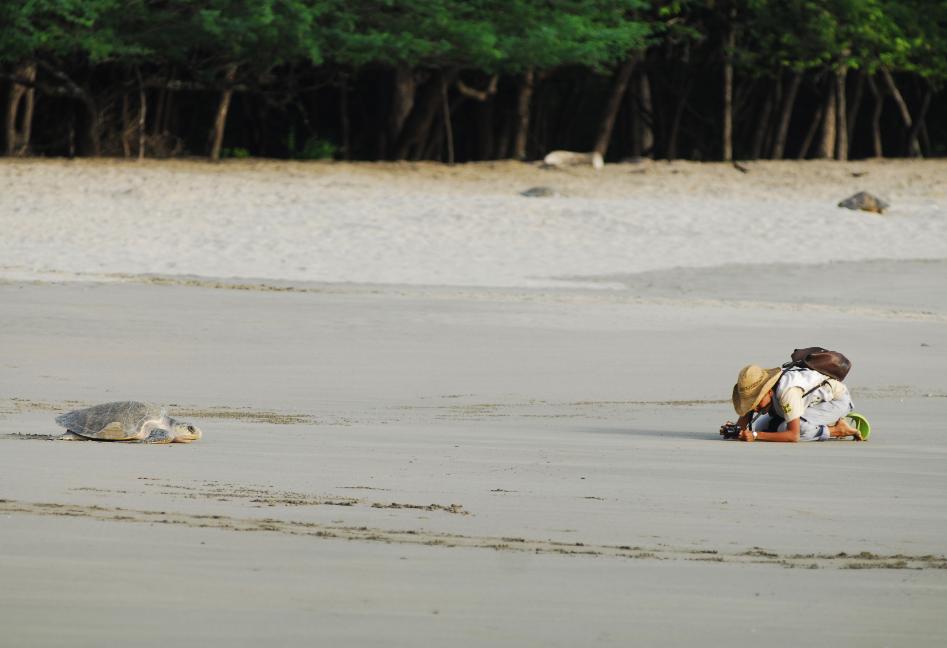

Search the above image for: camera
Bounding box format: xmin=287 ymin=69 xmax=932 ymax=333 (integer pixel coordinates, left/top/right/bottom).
xmin=719 ymin=422 xmax=742 ymax=440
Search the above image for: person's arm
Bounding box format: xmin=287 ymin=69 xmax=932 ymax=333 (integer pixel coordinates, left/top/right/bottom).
xmin=740 ymin=418 xmax=800 ymax=442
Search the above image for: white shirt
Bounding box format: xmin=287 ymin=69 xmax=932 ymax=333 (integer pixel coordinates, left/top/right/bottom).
xmin=774 ymin=368 xmax=848 ymax=421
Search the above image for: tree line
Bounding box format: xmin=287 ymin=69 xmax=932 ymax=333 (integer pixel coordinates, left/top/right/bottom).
xmin=2 ymin=0 xmax=945 ymax=163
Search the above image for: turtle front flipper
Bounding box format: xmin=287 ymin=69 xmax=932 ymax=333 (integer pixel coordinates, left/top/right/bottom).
xmin=138 ymin=428 xmax=174 ymax=444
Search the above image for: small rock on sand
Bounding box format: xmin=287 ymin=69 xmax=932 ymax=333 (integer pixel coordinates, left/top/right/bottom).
xmin=838 ymin=191 xmax=889 ymax=213
xmin=520 ymin=186 xmax=557 ymax=198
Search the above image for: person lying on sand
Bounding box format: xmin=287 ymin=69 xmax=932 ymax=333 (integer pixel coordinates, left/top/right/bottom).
xmin=722 ymin=364 xmax=863 ymax=442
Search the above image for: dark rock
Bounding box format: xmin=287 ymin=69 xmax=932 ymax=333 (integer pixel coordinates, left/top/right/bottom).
xmin=838 ymin=191 xmax=889 ymax=213
xmin=520 ymin=186 xmax=557 ymax=198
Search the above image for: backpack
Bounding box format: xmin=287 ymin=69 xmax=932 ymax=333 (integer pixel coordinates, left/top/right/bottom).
xmin=761 ymin=347 xmax=852 ymax=424
xmin=782 ymin=347 xmax=851 ymax=382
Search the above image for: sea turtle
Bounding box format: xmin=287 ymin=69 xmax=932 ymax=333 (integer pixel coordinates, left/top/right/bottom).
xmin=838 ymin=191 xmax=889 ymax=213
xmin=55 ymin=401 xmax=202 ymax=443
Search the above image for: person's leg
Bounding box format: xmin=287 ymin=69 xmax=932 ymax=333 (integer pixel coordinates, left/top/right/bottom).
xmin=801 ymin=395 xmax=859 ymax=440
xmin=796 ymin=416 xmax=831 ymax=441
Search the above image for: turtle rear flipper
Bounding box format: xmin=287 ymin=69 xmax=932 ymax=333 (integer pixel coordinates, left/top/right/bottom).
xmin=58 ymin=431 xmax=89 ymax=441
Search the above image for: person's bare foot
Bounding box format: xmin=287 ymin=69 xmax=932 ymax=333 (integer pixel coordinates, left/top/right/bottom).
xmin=830 ymin=418 xmax=863 ymax=441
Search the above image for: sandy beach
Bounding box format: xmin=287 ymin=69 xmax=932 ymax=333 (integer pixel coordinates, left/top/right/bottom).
xmin=1 ymin=159 xmax=946 ymax=646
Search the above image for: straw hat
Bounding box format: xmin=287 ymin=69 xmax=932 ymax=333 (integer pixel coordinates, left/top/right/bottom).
xmin=732 ymin=365 xmax=782 ymax=416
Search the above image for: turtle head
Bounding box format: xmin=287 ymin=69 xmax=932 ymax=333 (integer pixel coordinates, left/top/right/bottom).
xmin=171 ymin=421 xmax=202 ymax=443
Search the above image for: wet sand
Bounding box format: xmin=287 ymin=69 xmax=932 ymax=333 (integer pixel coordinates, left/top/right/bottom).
xmin=2 ymin=261 xmax=947 ymax=646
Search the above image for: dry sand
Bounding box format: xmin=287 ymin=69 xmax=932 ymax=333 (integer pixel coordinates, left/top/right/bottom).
xmin=1 ymin=159 xmax=946 ymax=646
xmin=1 ymin=157 xmax=945 ymax=286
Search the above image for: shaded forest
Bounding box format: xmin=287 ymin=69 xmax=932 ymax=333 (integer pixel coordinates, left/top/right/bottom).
xmin=2 ymin=0 xmax=945 ymax=162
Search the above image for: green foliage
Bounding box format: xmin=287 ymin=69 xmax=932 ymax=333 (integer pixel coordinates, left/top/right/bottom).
xmin=191 ymin=0 xmax=327 ymax=67
xmin=743 ymin=0 xmax=947 ymax=80
xmin=286 ymin=128 xmax=336 ymax=159
xmin=2 ymin=0 xmax=944 ymax=160
xmin=493 ymin=0 xmax=651 ymax=73
xmin=298 ymin=136 xmax=337 ymax=160
xmin=322 ymin=0 xmax=650 ymax=72
xmin=3 ymin=0 xmax=942 ymax=83
xmin=221 ymin=147 xmax=251 ymax=159
xmin=880 ymin=0 xmax=947 ymax=83
xmin=324 ymin=0 xmax=499 ymax=68
xmin=0 ymin=0 xmax=152 ymax=64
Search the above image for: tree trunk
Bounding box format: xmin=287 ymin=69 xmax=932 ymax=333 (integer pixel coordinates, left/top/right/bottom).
xmin=512 ymin=69 xmax=535 ymax=160
xmin=136 ymin=69 xmax=146 ymax=160
xmin=835 ymin=68 xmax=848 ymax=161
xmin=6 ymin=71 xmax=22 ymax=153
xmin=253 ymin=97 xmax=267 ymax=156
xmin=866 ymin=75 xmax=883 ymax=158
xmin=846 ymin=70 xmax=865 ymax=148
xmin=593 ymin=56 xmax=636 ymax=157
xmin=666 ymin=79 xmax=694 ymax=160
xmin=395 ymin=70 xmax=456 ymax=160
xmin=771 ymin=70 xmax=800 ymax=159
xmin=68 ymin=110 xmax=76 ymax=158
xmin=5 ymin=63 xmax=37 ymax=156
xmin=422 ymin=112 xmax=444 ymax=160
xmin=534 ymin=82 xmax=550 ymax=155
xmin=19 ymin=66 xmax=36 ymax=155
xmin=153 ymin=87 xmax=165 ymax=135
xmin=631 ymin=72 xmax=655 ymax=158
xmin=815 ymin=76 xmax=836 ymax=159
xmin=81 ymin=94 xmax=102 ymax=157
xmin=879 ymin=67 xmax=919 ymax=156
xmin=388 ymin=65 xmax=416 ymax=158
xmin=340 ymin=78 xmax=350 ymax=160
xmin=477 ymin=98 xmax=496 ymax=160
xmin=919 ymin=123 xmax=931 ymax=157
xmin=905 ymin=84 xmax=931 ymax=159
xmin=161 ymin=87 xmax=174 ymax=135
xmin=209 ymin=64 xmax=238 ymax=161
xmin=441 ymin=76 xmax=454 ymax=165
xmin=495 ymin=107 xmax=512 ymax=160
xmin=7 ymin=81 xmax=26 ymax=153
xmin=750 ymin=80 xmax=774 ymax=159
xmin=722 ymin=20 xmax=735 ymax=161
xmin=798 ymin=104 xmax=824 ymax=159
xmin=121 ymin=94 xmax=132 ymax=158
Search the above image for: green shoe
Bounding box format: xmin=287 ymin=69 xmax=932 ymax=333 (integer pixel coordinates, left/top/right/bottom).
xmin=846 ymin=412 xmax=871 ymax=441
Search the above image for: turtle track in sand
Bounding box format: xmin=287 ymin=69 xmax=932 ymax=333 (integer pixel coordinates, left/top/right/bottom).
xmin=2 ymin=499 xmax=945 ymax=571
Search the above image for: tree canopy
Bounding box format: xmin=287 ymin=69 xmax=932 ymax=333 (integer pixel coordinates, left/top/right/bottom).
xmin=2 ymin=0 xmax=944 ymax=160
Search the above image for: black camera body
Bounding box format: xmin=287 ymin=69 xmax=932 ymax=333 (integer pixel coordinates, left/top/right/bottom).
xmin=719 ymin=423 xmax=742 ymax=440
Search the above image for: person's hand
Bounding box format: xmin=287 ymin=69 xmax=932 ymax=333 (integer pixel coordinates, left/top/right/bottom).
xmin=738 ymin=427 xmax=755 ymax=442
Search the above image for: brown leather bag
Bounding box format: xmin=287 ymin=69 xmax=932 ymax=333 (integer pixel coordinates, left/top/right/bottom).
xmin=785 ymin=347 xmax=852 ymax=381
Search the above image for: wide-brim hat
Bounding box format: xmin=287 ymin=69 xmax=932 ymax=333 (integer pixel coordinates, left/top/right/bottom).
xmin=732 ymin=365 xmax=782 ymax=416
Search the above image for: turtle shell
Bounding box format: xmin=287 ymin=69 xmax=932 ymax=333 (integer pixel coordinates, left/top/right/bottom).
xmin=55 ymin=401 xmax=164 ymax=440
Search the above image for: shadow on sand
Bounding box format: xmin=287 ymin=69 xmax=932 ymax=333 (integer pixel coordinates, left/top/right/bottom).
xmin=580 ymin=427 xmax=716 ymax=441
